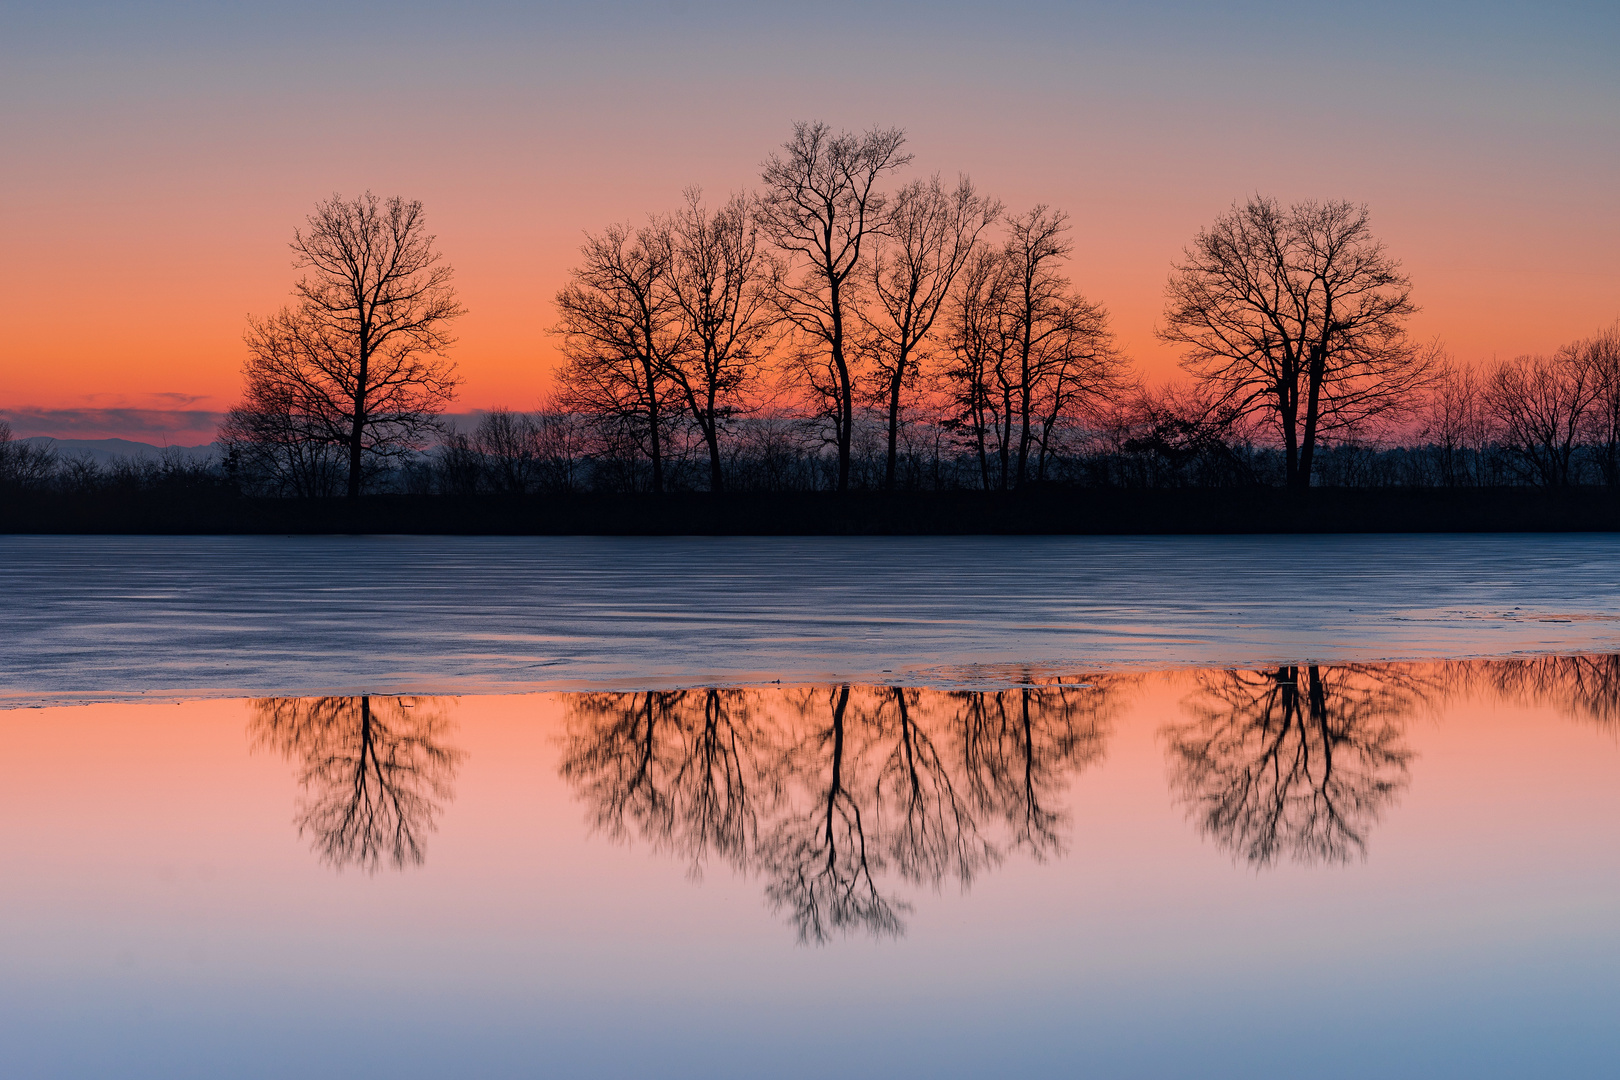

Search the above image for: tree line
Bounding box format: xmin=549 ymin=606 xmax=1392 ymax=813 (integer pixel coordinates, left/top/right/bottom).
xmin=5 ymin=121 xmax=1615 ymax=499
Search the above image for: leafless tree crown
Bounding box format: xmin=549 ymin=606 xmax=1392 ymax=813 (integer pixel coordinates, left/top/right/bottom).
xmin=227 ymin=193 xmax=464 ymax=497
xmin=1160 ymin=197 xmax=1429 ymax=488
xmin=757 ymin=122 xmax=912 ymax=492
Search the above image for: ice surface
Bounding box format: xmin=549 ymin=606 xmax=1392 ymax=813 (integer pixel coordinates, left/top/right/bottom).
xmin=4 ymin=533 xmax=1620 ymax=703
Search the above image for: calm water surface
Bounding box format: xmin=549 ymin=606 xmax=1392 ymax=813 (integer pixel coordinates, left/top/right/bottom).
xmin=2 ymin=536 xmax=1618 ymax=1078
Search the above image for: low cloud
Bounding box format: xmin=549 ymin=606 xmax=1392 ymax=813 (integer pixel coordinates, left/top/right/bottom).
xmin=1 ymin=408 xmax=225 ymax=443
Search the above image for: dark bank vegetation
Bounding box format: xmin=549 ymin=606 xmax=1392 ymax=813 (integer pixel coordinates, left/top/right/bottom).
xmin=6 ymin=120 xmax=1619 ymax=532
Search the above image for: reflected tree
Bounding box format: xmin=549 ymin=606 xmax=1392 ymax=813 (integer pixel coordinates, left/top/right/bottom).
xmin=873 ymin=687 xmax=994 ymax=890
xmin=762 ymin=685 xmax=904 ymax=943
xmin=561 ymin=680 xmax=1121 ymax=943
xmin=1471 ymin=654 xmax=1620 ymax=732
xmin=561 ymin=689 xmax=773 ymax=873
xmin=251 ymin=696 xmax=463 ymax=872
xmin=1164 ymin=666 xmax=1417 ymax=866
xmin=951 ymin=682 xmax=1115 ymax=859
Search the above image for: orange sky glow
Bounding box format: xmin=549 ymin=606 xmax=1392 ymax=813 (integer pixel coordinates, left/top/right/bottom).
xmin=2 ymin=3 xmax=1616 ymax=443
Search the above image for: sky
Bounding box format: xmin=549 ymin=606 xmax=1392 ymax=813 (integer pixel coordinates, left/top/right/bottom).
xmin=2 ymin=0 xmax=1617 ymax=444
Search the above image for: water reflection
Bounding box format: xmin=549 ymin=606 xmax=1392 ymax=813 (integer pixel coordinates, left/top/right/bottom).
xmin=248 ymin=657 xmax=1620 ymax=930
xmin=1162 ymin=666 xmax=1423 ymax=867
xmin=250 ymin=695 xmax=464 ymax=871
xmin=1469 ymin=654 xmax=1620 ymax=732
xmin=562 ymin=681 xmax=1119 ymax=942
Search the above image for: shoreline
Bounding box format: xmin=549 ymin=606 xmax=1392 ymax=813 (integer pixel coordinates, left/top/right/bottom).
xmin=5 ymin=487 xmax=1620 ymax=535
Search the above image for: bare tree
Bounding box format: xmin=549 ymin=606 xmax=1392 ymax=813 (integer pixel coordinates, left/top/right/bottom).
xmin=1161 ymin=197 xmax=1429 ymax=488
xmin=531 ymin=398 xmax=591 ymax=492
xmin=231 ymin=193 xmax=464 ymax=499
xmin=552 ymin=223 xmax=683 ymax=493
xmin=661 ymin=191 xmax=778 ymax=492
xmin=1417 ymin=356 xmax=1491 ymax=486
xmin=758 ymin=121 xmax=911 ymax=492
xmin=472 ymin=408 xmax=543 ymax=495
xmin=947 ymin=680 xmax=1117 ymax=858
xmin=941 ymin=208 xmax=1125 ymax=489
xmin=1577 ymin=323 xmax=1620 ymax=485
xmin=1164 ymin=665 xmax=1416 ymax=866
xmin=0 ymin=421 xmax=58 ymax=491
xmin=1483 ymin=347 xmax=1597 ymax=487
xmin=940 ymin=248 xmax=1009 ymax=489
xmin=862 ymin=175 xmax=999 ymax=490
xmin=561 ymin=689 xmax=775 ymax=874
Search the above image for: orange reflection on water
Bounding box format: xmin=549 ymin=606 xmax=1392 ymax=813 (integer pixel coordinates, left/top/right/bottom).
xmin=3 ymin=659 xmax=1617 ymax=950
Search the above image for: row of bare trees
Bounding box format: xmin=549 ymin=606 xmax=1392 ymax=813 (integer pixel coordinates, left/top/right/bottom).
xmin=549 ymin=124 xmax=1135 ymax=495
xmin=205 ymin=124 xmax=1613 ymax=496
xmin=1417 ymin=326 xmax=1620 ymax=487
xmin=549 ymin=138 xmax=1457 ymax=494
xmin=562 ymin=681 xmax=1115 ymax=941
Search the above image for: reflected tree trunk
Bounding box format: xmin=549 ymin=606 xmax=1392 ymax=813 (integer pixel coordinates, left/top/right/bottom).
xmin=250 ymin=695 xmax=463 ymax=872
xmin=1163 ymin=666 xmax=1416 ymax=865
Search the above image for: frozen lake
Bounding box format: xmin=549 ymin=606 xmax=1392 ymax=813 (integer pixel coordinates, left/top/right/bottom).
xmin=4 ymin=533 xmax=1620 ymax=703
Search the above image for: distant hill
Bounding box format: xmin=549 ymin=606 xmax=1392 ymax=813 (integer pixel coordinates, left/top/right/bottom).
xmin=18 ymin=437 xmax=219 ymax=466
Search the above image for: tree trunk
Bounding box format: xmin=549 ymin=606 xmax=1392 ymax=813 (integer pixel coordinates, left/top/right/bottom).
xmin=1279 ymin=381 xmax=1300 ymax=490
xmin=347 ymin=357 xmax=367 ymax=500
xmin=705 ymin=422 xmax=724 ymax=493
xmin=884 ymin=358 xmax=905 ymax=492
xmin=832 ymin=308 xmax=852 ymax=494
xmin=643 ymin=356 xmax=664 ymax=495
xmin=1296 ymin=344 xmax=1326 ymax=490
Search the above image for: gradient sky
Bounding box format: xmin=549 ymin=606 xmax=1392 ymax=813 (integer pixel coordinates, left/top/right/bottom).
xmin=2 ymin=1 xmax=1617 ymax=442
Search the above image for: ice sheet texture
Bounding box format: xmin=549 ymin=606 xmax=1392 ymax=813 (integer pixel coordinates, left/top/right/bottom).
xmin=5 ymin=533 xmax=1620 ymax=701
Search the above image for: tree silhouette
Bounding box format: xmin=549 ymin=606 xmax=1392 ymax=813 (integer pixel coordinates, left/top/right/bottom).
xmin=1164 ymin=666 xmax=1417 ymax=866
xmin=251 ymin=695 xmax=463 ymax=871
xmin=1483 ymin=348 xmax=1600 ymax=487
xmin=757 ymin=121 xmax=912 ymax=493
xmin=872 ymin=686 xmax=994 ymax=890
xmin=940 ymin=209 xmax=1125 ymax=490
xmin=226 ymin=193 xmax=464 ymax=499
xmin=561 ymin=681 xmax=1120 ymax=943
xmin=1471 ymin=654 xmax=1620 ymax=733
xmin=861 ymin=175 xmax=1000 ymax=491
xmin=1161 ymin=197 xmax=1430 ymax=488
xmin=561 ymin=689 xmax=773 ymax=874
xmin=951 ymin=682 xmax=1116 ymax=857
xmin=662 ymin=190 xmax=780 ymax=493
xmin=759 ymin=685 xmax=907 ymax=943
xmin=552 ymin=223 xmax=684 ymax=494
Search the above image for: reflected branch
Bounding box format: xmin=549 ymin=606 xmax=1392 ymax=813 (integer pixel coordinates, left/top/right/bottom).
xmin=560 ymin=689 xmax=770 ymax=874
xmin=251 ymin=695 xmax=463 ymax=872
xmin=562 ymin=679 xmax=1122 ymax=943
xmin=1164 ymin=666 xmax=1416 ymax=866
xmin=1469 ymin=654 xmax=1620 ymax=732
